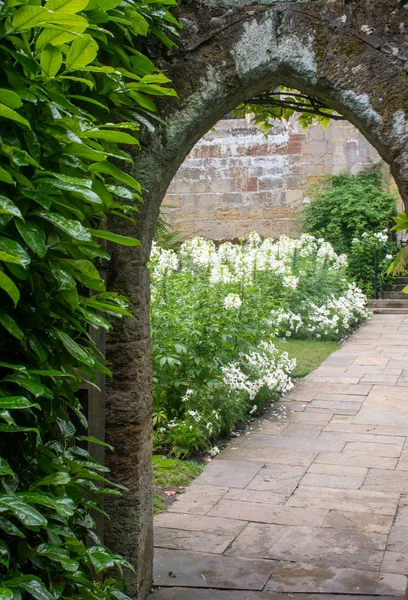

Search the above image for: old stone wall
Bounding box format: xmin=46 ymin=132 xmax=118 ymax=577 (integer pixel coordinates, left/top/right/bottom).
xmin=161 ymin=117 xmax=387 ymax=240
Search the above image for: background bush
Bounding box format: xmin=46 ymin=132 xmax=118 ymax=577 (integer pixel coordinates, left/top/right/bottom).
xmin=0 ymin=1 xmax=178 ymax=599
xmin=302 ymin=169 xmax=398 ymax=294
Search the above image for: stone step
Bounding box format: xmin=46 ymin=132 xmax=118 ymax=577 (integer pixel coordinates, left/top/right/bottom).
xmin=382 ymin=291 xmax=408 ymax=300
xmin=384 ymin=284 xmax=407 ymax=292
xmin=372 ymin=308 xmax=408 ymax=314
xmin=394 ymin=276 xmax=408 ymax=285
xmin=368 ymin=299 xmax=408 ymax=308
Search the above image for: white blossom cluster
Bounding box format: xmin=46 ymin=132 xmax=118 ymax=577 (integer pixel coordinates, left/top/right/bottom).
xmin=224 ymin=293 xmax=242 ymax=310
xmin=151 ymin=233 xmax=350 ymax=290
xmin=270 ymin=283 xmax=370 ymax=338
xmin=222 ymin=340 xmax=295 ymax=402
xmin=352 ymin=230 xmax=389 ymax=245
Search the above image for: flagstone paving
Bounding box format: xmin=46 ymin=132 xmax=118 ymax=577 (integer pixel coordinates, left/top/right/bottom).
xmin=148 ymin=314 xmax=408 ymax=598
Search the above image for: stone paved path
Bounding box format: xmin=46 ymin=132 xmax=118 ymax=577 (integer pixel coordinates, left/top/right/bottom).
xmin=148 ymin=314 xmax=408 ymax=599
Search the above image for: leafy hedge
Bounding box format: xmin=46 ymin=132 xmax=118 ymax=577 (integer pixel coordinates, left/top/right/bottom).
xmin=0 ymin=1 xmax=178 ymax=600
xmin=301 ymin=169 xmax=397 ymax=256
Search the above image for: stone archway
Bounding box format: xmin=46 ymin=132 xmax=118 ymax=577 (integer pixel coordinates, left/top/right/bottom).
xmin=103 ymin=2 xmax=408 ymax=597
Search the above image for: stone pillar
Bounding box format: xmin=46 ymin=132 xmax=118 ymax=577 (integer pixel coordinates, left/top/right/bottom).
xmin=104 ymin=240 xmax=154 ymax=599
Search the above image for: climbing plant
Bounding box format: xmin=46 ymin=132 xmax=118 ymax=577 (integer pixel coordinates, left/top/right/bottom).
xmin=0 ymin=1 xmax=179 ymax=599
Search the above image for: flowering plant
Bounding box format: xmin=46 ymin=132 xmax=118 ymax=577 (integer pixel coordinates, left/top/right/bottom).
xmin=150 ymin=234 xmax=369 ymax=456
xmin=348 ymin=230 xmax=397 ymax=296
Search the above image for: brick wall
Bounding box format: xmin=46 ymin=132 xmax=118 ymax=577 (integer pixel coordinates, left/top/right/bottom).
xmin=161 ymin=117 xmax=389 ymax=240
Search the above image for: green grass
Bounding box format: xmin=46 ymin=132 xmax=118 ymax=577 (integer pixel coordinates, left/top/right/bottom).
xmin=275 ymin=338 xmax=340 ymax=378
xmin=153 ymin=455 xmax=205 ymax=514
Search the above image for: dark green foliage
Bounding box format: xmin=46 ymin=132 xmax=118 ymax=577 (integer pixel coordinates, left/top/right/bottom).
xmin=0 ymin=1 xmax=179 ymax=599
xmin=302 ymin=169 xmax=397 ymax=256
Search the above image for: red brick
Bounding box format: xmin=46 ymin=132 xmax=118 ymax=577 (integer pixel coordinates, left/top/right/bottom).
xmin=237 ymin=177 xmax=258 ymax=192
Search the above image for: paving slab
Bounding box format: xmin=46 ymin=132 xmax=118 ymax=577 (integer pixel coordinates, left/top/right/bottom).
xmin=222 ymin=488 xmax=288 ymax=505
xmin=324 ymin=422 xmax=408 ymax=437
xmin=167 ymin=485 xmax=228 ymax=515
xmin=285 ymin=411 xmax=333 ymax=424
xmin=235 ymin=433 xmax=345 ymax=453
xmin=343 ymin=441 xmax=403 ymax=457
xmin=245 ymin=463 xmax=307 ymax=493
xmin=154 ymin=512 xmax=246 ymax=536
xmin=318 ymin=431 xmax=405 ymax=445
xmin=208 ymin=499 xmax=327 ymax=526
xmin=287 ymin=486 xmax=400 ymax=515
xmin=299 ymin=471 xmax=365 ymax=490
xmin=306 ymin=400 xmax=361 ymax=414
xmin=363 ymin=468 xmax=408 ymax=493
xmin=194 ymin=459 xmax=263 ymax=488
xmin=264 ymin=561 xmax=407 ymax=596
xmin=387 ymin=526 xmax=408 ymax=554
xmin=281 ymin=423 xmax=323 ymax=438
xmin=315 ymin=450 xmax=399 ymax=469
xmin=154 ymin=527 xmax=237 ymax=554
xmin=148 ymin=590 xmax=401 ymax=600
xmin=322 ymin=510 xmax=393 ymax=534
xmin=219 ymin=446 xmax=318 ymax=466
xmin=314 ymin=393 xmax=365 ymax=402
xmin=382 ymin=551 xmax=408 ymax=575
xmin=226 ymin=523 xmax=387 ymax=570
xmin=153 ymin=548 xmax=276 ymax=590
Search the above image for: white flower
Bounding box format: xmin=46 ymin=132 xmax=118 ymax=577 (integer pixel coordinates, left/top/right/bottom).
xmin=224 ymin=293 xmax=242 ymax=310
xmin=181 ymin=388 xmax=193 ymax=402
xmin=249 ymin=405 xmax=257 ymax=415
xmin=386 ymin=254 xmax=393 ymax=261
xmin=209 ymin=446 xmax=220 ymax=457
xmin=159 ymin=427 xmax=166 ymax=433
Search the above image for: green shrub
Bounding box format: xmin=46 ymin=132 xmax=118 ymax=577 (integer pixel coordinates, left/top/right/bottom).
xmin=302 ymin=169 xmax=397 ymax=255
xmin=301 ymin=169 xmax=398 ymax=295
xmin=0 ymin=1 xmax=178 ymax=599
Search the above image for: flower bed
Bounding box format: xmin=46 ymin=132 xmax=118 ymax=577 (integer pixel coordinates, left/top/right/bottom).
xmin=150 ymin=233 xmax=370 ymax=456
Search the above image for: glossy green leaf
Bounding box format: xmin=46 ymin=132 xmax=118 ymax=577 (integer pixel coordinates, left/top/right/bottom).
xmin=53 ymin=329 xmax=95 ymax=365
xmin=0 ymin=103 xmax=30 ymax=129
xmin=34 ymin=211 xmax=92 ymax=241
xmin=0 ymin=238 xmax=30 ymax=267
xmin=0 ymin=272 xmax=20 ymax=306
xmin=0 ymin=517 xmax=25 ymax=538
xmin=0 ymin=590 xmax=13 ymax=600
xmin=0 ymin=425 xmax=40 ymax=436
xmin=90 ymin=229 xmax=141 ymax=246
xmin=88 ymin=161 xmax=141 ymax=191
xmin=6 ymin=576 xmax=54 ymax=600
xmin=0 ymin=89 xmax=22 ymax=109
xmin=127 ymin=82 xmax=177 ymax=97
xmin=87 ymin=545 xmax=115 ymax=573
xmin=0 ymin=396 xmax=40 ymax=410
xmin=36 ymin=543 xmax=79 ymax=571
xmin=0 ymin=196 xmax=22 ymax=219
xmin=34 ymin=472 xmax=71 ymax=487
xmin=83 ymin=129 xmax=139 ymax=144
xmin=0 ymin=168 xmax=13 ymax=185
xmin=0 ymin=540 xmax=9 ymax=568
xmin=62 ymin=142 xmax=106 ymax=162
xmin=0 ymin=458 xmax=14 ymax=477
xmin=15 ymin=221 xmax=47 ymax=258
xmin=47 ymin=0 xmax=89 ymax=12
xmin=0 ymin=497 xmax=47 ymax=528
xmin=66 ymin=35 xmax=98 ymax=70
xmin=12 ymin=6 xmax=51 ymax=30
xmin=36 ymin=16 xmax=89 ymax=48
xmin=40 ymin=46 xmax=62 ymax=78
xmin=0 ymin=309 xmax=24 ymax=340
